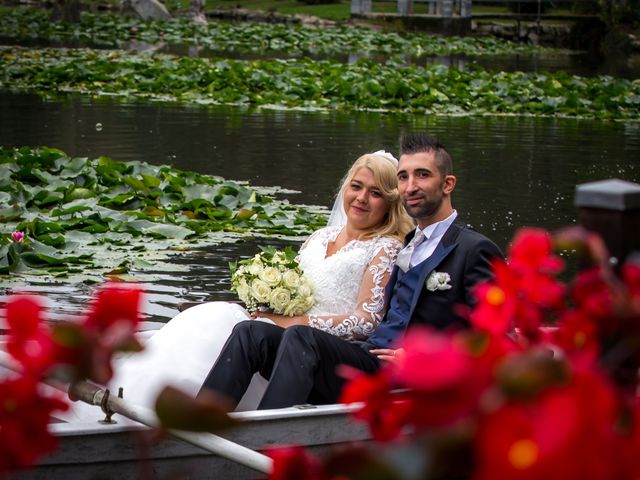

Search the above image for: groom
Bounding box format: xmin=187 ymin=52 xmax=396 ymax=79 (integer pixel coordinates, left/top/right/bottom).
xmin=199 ymin=132 xmax=503 ymax=409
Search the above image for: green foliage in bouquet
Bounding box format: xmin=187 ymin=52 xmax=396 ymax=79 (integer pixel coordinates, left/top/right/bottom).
xmin=230 ymin=246 xmax=315 ymax=316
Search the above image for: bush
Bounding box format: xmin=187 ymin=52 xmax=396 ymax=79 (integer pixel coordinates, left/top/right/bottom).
xmin=296 ymin=0 xmax=340 ymax=5
xmin=508 ymin=0 xmax=552 ymax=14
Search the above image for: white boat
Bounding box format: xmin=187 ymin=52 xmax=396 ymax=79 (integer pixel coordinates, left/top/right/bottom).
xmin=11 ymin=403 xmax=369 ymax=480
xmin=0 ymin=333 xmax=370 ymax=480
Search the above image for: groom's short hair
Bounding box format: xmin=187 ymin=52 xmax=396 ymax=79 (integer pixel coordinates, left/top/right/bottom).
xmin=400 ymin=133 xmax=453 ymax=178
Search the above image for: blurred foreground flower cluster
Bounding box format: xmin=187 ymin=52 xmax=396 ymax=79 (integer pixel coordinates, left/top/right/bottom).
xmin=270 ymin=227 xmax=640 ymax=480
xmin=0 ymin=282 xmax=142 ymax=475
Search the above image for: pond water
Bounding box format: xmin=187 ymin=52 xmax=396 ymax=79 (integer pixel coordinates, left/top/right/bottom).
xmin=1 ymin=92 xmax=639 ymax=324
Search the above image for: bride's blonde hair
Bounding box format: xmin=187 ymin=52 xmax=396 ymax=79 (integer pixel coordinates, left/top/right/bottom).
xmin=338 ymin=153 xmax=414 ymax=241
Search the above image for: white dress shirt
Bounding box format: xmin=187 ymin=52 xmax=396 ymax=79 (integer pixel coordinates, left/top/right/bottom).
xmin=408 ymin=210 xmax=458 ymax=269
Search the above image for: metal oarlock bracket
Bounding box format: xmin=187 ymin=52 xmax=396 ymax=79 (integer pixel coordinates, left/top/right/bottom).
xmin=99 ymin=387 xmax=123 ymax=424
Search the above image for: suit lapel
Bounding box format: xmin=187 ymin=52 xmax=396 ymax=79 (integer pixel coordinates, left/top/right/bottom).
xmin=384 ymin=229 xmax=416 ymax=302
xmin=408 ymin=242 xmax=458 ymax=315
xmin=407 ymin=217 xmax=466 ymax=317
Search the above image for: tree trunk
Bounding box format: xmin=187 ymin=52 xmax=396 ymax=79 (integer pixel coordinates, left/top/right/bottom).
xmin=190 ymin=0 xmax=207 ymax=24
xmin=121 ymin=0 xmax=172 ymax=21
xmin=49 ymin=0 xmax=82 ymax=23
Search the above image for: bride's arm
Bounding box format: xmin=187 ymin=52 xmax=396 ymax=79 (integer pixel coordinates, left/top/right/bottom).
xmin=258 ymin=239 xmax=401 ymax=337
xmin=304 ymin=240 xmax=400 ymax=339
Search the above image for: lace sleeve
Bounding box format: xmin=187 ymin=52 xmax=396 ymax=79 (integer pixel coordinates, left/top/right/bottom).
xmin=307 ymin=237 xmax=402 ymax=340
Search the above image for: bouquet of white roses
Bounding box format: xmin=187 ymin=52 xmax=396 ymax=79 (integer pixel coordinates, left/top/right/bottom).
xmin=230 ymin=246 xmax=315 ymax=317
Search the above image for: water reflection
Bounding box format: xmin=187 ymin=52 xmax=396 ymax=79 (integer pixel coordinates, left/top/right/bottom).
xmin=1 ymin=92 xmax=639 ymax=323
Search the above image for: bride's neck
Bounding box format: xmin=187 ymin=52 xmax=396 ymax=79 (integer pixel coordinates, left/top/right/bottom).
xmin=340 ymin=224 xmax=368 ymax=244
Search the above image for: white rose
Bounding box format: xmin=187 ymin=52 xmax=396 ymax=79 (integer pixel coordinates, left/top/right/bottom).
xmin=247 ymin=258 xmax=263 ymax=276
xmin=250 ymin=279 xmax=271 ymax=303
xmin=282 ymin=270 xmax=301 ymax=289
xmin=297 ymin=280 xmax=313 ymax=298
xmin=285 ymin=294 xmax=315 ymax=316
xmin=236 ymin=279 xmax=250 ymax=303
xmin=302 ymin=295 xmax=315 ymax=311
xmin=284 ymin=298 xmax=304 ymax=316
xmin=259 ymin=266 xmax=282 ymax=287
xmin=270 ymin=287 xmax=291 ymax=314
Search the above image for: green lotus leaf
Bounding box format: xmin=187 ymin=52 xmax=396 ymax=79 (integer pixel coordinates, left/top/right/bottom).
xmin=33 ymin=190 xmax=64 ymax=207
xmin=0 ymin=146 xmax=326 ymax=277
xmin=183 ymin=184 xmax=221 ymax=203
xmin=37 ymin=233 xmax=66 ymax=248
xmin=0 ymin=205 xmax=24 ymax=222
xmin=143 ymin=223 xmax=193 ymax=240
xmin=100 ymin=193 xmax=139 ymax=208
xmin=124 ymin=175 xmax=149 ymax=192
xmin=141 ymin=174 xmax=161 ymax=188
xmin=235 ymin=208 xmax=255 ymax=221
xmin=65 ymin=187 xmax=96 ymax=201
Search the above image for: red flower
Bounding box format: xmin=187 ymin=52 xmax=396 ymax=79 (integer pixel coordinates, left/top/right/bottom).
xmin=509 ymin=227 xmax=564 ymax=275
xmin=5 ymin=295 xmax=58 ymax=375
xmin=0 ymin=375 xmax=68 ymax=474
xmin=67 ymin=282 xmax=145 ymax=384
xmin=267 ymin=446 xmax=326 ymax=480
xmin=508 ymin=228 xmax=564 ymax=274
xmin=548 ymin=310 xmax=599 ymax=368
xmin=342 ymin=329 xmax=513 ymax=440
xmin=339 ymin=366 xmax=412 ymax=441
xmin=84 ymin=282 xmax=142 ymax=333
xmin=470 ymin=229 xmax=566 ymax=341
xmin=474 ymin=368 xmax=626 ymax=480
xmin=623 ymin=263 xmax=640 ymax=298
xmin=571 ymin=267 xmax=615 ymax=321
xmin=617 ymin=396 xmax=640 ymax=480
xmin=470 ymin=267 xmax=517 ymax=336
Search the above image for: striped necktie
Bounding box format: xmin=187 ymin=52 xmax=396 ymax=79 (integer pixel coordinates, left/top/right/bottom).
xmin=395 ymin=230 xmax=425 ymax=272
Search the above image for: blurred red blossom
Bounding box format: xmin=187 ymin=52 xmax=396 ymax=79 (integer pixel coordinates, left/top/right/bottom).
xmin=5 ymin=296 xmax=59 ymax=376
xmin=340 ymin=328 xmax=516 ymax=441
xmin=470 ymin=228 xmax=566 ymax=340
xmin=0 ymin=375 xmax=68 ymax=476
xmin=268 ymin=446 xmax=326 ymax=480
xmin=270 ymin=226 xmax=640 ymax=479
xmin=1 ymin=281 xmax=144 ymax=474
xmin=474 ymin=368 xmax=630 ymax=480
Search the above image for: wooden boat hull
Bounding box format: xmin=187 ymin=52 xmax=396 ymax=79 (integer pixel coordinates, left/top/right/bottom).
xmin=12 ymin=404 xmax=369 ymax=479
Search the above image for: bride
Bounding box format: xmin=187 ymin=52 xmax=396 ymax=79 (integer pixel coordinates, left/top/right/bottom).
xmin=62 ymin=150 xmax=413 ymax=421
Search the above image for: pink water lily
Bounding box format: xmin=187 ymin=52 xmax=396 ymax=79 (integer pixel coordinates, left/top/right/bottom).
xmin=11 ymin=231 xmax=24 ymax=243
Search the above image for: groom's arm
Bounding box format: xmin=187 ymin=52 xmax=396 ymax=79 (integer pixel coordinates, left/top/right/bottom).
xmin=461 ymin=235 xmax=504 ymax=308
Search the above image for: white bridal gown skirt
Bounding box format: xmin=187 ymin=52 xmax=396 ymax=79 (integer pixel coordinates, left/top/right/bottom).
xmin=58 ymin=302 xmax=270 ymax=423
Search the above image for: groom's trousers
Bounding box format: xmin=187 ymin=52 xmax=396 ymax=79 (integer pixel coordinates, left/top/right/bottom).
xmin=198 ymin=320 xmax=380 ymax=409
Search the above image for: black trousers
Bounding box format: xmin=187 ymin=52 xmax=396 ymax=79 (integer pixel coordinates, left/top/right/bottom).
xmin=198 ymin=320 xmax=380 ymax=409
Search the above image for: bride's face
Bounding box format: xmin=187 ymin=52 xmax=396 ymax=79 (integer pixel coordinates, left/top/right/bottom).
xmin=343 ymin=167 xmax=389 ymax=231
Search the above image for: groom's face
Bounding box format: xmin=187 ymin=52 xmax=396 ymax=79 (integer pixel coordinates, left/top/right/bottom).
xmin=397 ymin=151 xmax=448 ymax=224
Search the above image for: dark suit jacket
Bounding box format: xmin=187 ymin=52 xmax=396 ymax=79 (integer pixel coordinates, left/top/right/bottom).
xmin=372 ymin=217 xmax=503 ymax=346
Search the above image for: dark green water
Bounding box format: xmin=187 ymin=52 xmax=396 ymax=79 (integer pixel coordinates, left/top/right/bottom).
xmin=1 ymin=92 xmax=639 ymax=323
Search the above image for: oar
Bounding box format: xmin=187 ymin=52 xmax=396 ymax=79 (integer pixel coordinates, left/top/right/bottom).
xmin=0 ymin=351 xmax=273 ymax=474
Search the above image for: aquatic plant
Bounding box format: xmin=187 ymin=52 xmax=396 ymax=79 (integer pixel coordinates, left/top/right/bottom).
xmin=1 ymin=46 xmax=639 ymax=119
xmin=0 ymin=7 xmax=557 ymax=58
xmin=0 ymin=146 xmax=326 ymax=277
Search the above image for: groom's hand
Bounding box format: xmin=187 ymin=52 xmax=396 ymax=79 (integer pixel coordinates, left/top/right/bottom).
xmin=369 ymin=348 xmax=404 ymax=363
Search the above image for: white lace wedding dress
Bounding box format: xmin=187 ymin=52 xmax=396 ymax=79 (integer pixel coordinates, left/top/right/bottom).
xmin=61 ymin=226 xmax=402 ymax=422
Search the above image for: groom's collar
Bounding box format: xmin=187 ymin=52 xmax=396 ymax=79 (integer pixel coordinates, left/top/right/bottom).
xmin=416 ymin=210 xmax=458 ymax=241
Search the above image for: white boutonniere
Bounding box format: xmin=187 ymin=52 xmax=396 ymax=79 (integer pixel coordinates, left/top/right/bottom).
xmin=426 ymin=271 xmax=452 ymax=292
